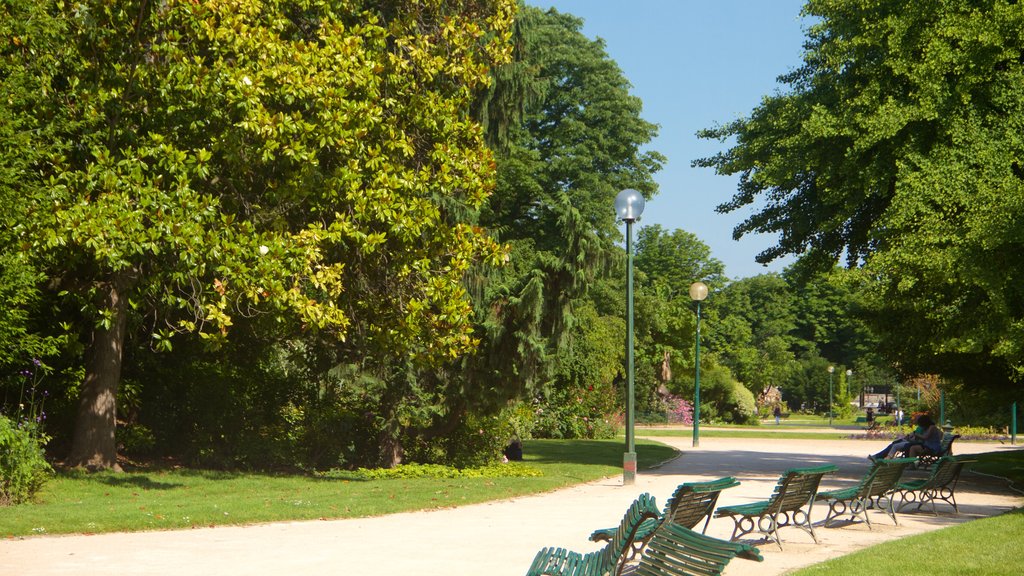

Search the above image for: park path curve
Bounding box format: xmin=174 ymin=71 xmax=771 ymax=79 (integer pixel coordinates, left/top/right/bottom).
xmin=1 ymin=435 xmax=1021 ymax=575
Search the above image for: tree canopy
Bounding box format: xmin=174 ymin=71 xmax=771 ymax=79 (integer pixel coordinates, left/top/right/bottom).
xmin=696 ymin=0 xmax=1024 ymax=396
xmin=1 ymin=0 xmax=515 ymax=469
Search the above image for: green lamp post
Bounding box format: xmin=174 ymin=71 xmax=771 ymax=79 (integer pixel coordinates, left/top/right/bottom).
xmin=615 ymin=188 xmax=645 ymax=486
xmin=689 ymin=281 xmax=708 ymax=447
xmin=827 ymin=365 xmax=835 ymax=427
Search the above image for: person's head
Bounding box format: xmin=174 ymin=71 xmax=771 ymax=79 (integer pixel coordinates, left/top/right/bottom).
xmin=916 ymin=414 xmax=935 ymax=427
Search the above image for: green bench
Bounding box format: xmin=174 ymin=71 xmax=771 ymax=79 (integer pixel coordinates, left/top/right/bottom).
xmin=913 ymin=433 xmax=960 ymax=470
xmin=816 ymin=457 xmax=916 ymax=529
xmin=714 ymin=464 xmax=837 ymax=550
xmin=896 ymin=456 xmax=972 ymax=515
xmin=588 ymin=477 xmax=740 ymax=562
xmin=526 ymin=493 xmax=660 ymax=576
xmin=632 ymin=521 xmax=763 ymax=576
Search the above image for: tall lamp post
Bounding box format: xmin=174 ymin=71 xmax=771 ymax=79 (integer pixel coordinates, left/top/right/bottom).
xmin=615 ymin=189 xmax=645 ymax=486
xmin=689 ymin=282 xmax=708 ymax=447
xmin=846 ymin=368 xmax=852 ymax=412
xmin=827 ymin=365 xmax=835 ymax=427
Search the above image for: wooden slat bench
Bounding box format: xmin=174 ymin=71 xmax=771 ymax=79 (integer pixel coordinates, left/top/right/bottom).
xmin=526 ymin=493 xmax=660 ymax=576
xmin=714 ymin=464 xmax=837 ymax=550
xmin=816 ymin=457 xmax=916 ymax=529
xmin=588 ymin=477 xmax=740 ymax=561
xmin=896 ymin=456 xmax=973 ymax=515
xmin=632 ymin=521 xmax=762 ymax=576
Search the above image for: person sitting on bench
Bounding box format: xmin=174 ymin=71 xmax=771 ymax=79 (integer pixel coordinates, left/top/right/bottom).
xmin=869 ymin=414 xmax=939 ymax=461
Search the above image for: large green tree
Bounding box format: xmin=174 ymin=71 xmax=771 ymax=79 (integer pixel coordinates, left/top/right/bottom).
xmin=2 ymin=0 xmax=514 ymax=469
xmin=632 ymin=224 xmax=724 ymax=410
xmin=461 ymin=4 xmax=663 ymax=423
xmin=708 ymin=274 xmax=800 ymax=397
xmin=696 ymin=0 xmax=1024 ymax=398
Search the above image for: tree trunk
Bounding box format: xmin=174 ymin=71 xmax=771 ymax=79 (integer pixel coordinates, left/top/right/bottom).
xmin=379 ymin=433 xmax=404 ymax=469
xmin=67 ymin=270 xmax=136 ymax=471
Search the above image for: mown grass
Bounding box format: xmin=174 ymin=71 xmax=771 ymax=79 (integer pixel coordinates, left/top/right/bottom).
xmin=792 ymin=508 xmax=1024 ymax=576
xmin=0 ymin=438 xmax=677 ymax=538
xmin=791 ymin=448 xmax=1024 ymax=575
xmin=638 ymin=428 xmax=850 ymax=440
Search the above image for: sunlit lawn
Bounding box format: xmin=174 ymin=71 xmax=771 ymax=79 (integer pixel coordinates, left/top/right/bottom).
xmin=0 ymin=438 xmax=676 ymax=538
xmin=792 ymin=508 xmax=1024 ymax=576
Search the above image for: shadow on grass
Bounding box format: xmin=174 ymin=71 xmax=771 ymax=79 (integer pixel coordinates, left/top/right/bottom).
xmin=55 ymin=470 xmax=185 ymax=490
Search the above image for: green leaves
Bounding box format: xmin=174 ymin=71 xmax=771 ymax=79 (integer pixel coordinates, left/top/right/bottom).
xmin=699 ymin=0 xmax=1024 ymax=397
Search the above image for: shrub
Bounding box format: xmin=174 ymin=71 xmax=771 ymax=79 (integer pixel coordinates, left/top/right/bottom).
xmin=340 ymin=461 xmax=543 ymax=480
xmin=0 ymin=414 xmax=53 ymax=505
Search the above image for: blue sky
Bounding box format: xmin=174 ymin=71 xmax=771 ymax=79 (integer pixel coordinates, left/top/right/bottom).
xmin=526 ymin=1 xmax=811 ymax=279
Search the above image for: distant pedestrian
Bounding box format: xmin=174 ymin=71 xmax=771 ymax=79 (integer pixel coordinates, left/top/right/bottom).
xmin=895 ymin=408 xmax=904 ymax=427
xmin=773 ymin=405 xmax=782 ymax=425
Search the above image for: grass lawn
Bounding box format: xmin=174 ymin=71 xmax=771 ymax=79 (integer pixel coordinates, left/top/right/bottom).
xmin=790 ymin=449 xmax=1024 ymax=575
xmin=5 ymin=437 xmax=1021 ymax=575
xmin=0 ymin=438 xmax=677 ymax=538
xmin=792 ymin=507 xmax=1024 ymax=576
xmin=638 ymin=428 xmax=850 ymax=441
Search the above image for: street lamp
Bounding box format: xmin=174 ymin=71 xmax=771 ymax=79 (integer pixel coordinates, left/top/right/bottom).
xmin=846 ymin=368 xmax=852 ymax=419
xmin=827 ymin=365 xmax=835 ymax=427
xmin=689 ymin=281 xmax=708 ymax=447
xmin=615 ymin=189 xmax=645 ymax=486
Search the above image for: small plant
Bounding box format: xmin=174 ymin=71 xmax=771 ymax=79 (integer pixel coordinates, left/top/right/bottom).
xmin=664 ymin=394 xmax=694 ymax=424
xmin=1 ymin=359 xmax=54 ymax=506
xmin=339 ymin=461 xmax=544 ymax=480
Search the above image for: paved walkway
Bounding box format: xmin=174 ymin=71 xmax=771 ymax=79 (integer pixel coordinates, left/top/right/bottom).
xmin=1 ymin=435 xmax=1021 ymax=575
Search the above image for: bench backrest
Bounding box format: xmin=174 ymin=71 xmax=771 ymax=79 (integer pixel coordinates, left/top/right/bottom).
xmin=664 ymin=477 xmax=740 ymax=530
xmin=922 ymin=456 xmax=968 ymax=490
xmin=633 ymin=521 xmax=762 ymax=576
xmin=602 ymin=493 xmax=661 ymax=573
xmin=862 ymin=457 xmax=916 ymax=498
xmin=767 ymin=464 xmax=837 ymax=514
xmin=939 ymin=433 xmax=960 ymax=455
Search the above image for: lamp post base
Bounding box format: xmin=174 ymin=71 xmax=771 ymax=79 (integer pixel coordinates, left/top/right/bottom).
xmin=623 ymin=452 xmax=637 ymax=485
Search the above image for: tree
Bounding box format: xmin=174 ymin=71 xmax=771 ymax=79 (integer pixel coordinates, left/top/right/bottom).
xmin=632 ymin=225 xmax=724 ymax=410
xmin=457 ymin=5 xmax=663 ymax=430
xmin=2 ymin=0 xmax=514 ymax=470
xmin=695 ymin=0 xmax=1024 ymax=399
xmin=708 ymin=274 xmax=800 ymax=397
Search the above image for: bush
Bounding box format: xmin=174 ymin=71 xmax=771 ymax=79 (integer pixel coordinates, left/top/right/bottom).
xmin=0 ymin=415 xmax=53 ymax=505
xmin=340 ymin=461 xmax=543 ymax=480
xmin=530 ymin=381 xmax=619 ymax=440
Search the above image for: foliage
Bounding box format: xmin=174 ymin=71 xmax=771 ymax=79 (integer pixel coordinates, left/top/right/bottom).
xmin=663 ymin=395 xmax=694 ymax=425
xmin=707 ymin=274 xmax=799 ymax=397
xmin=630 ymin=225 xmax=724 ymax=417
xmin=695 ymin=0 xmax=1024 ymax=403
xmin=454 ymin=3 xmax=662 ymax=444
xmin=0 ymin=415 xmax=53 ymax=506
xmin=1 ymin=0 xmax=517 ymax=469
xmin=348 ymin=461 xmax=542 ymax=480
xmin=694 ymin=364 xmax=758 ymax=425
xmin=530 ymin=380 xmax=618 ymax=440
xmin=0 ymin=360 xmax=54 ymax=505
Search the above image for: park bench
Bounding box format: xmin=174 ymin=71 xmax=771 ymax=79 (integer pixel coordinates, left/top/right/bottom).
xmin=893 ymin=432 xmax=959 ymax=469
xmin=631 ymin=521 xmax=763 ymax=576
xmin=815 ymin=457 xmax=916 ymax=529
xmin=588 ymin=477 xmax=740 ymax=561
xmin=896 ymin=456 xmax=972 ymax=515
xmin=525 ymin=493 xmax=660 ymax=576
xmin=914 ymin=433 xmax=960 ymax=470
xmin=714 ymin=464 xmax=837 ymax=550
